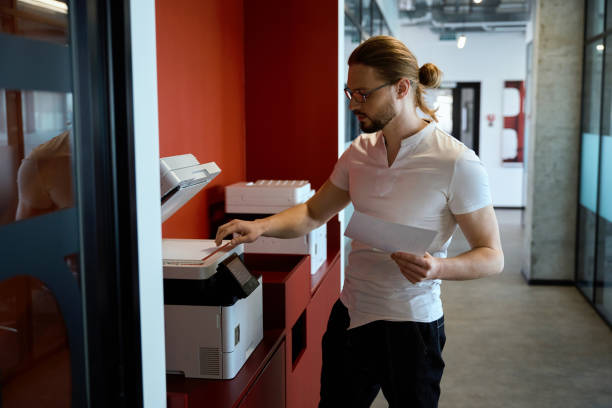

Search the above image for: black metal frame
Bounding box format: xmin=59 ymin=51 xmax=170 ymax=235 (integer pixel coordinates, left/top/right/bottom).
xmin=70 ymin=0 xmax=143 ymax=405
xmin=574 ymin=0 xmax=612 ymax=329
xmin=451 ymin=82 xmax=481 ymax=156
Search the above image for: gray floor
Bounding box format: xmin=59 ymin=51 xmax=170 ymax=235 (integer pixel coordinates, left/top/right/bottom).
xmin=371 ymin=209 xmax=612 ymax=408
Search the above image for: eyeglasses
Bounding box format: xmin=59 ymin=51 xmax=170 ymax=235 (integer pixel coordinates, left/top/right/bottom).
xmin=344 ymin=82 xmax=393 ymax=103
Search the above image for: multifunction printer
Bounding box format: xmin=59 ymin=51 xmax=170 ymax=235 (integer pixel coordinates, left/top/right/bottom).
xmin=160 ymin=154 xmax=263 ymax=380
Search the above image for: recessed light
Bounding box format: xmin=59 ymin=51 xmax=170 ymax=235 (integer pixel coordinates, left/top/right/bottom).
xmin=457 ymin=34 xmax=467 ymax=49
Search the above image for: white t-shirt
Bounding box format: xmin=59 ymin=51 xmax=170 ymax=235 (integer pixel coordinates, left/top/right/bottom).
xmin=330 ymin=121 xmax=492 ymax=329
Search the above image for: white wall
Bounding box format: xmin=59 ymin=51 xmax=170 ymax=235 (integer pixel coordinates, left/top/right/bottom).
xmin=130 ymin=0 xmax=166 ymax=406
xmin=397 ymin=26 xmax=527 ymax=207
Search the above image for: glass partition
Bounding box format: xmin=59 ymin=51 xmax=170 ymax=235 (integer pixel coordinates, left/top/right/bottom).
xmin=577 ymin=0 xmax=612 ymax=327
xmin=0 ymin=1 xmax=85 ymax=405
xmin=594 ymin=33 xmax=612 ymax=321
xmin=1 ymin=0 xmax=68 ymax=44
xmin=576 ymin=41 xmax=604 ymax=301
xmin=0 ymin=276 xmax=71 ymax=408
xmin=586 ymin=0 xmax=605 ymax=39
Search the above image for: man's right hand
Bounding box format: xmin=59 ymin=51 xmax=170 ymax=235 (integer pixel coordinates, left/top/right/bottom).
xmin=215 ymin=219 xmax=266 ymax=247
xmin=214 ymin=179 xmax=350 ymax=247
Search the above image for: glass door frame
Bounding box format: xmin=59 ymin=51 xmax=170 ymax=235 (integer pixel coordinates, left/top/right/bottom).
xmin=70 ymin=0 xmax=145 ymax=405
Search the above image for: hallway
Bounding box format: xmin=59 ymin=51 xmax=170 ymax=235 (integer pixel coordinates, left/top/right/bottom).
xmin=372 ymin=209 xmax=612 ymax=408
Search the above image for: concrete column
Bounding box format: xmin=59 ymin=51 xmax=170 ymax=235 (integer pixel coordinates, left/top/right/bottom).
xmin=523 ymin=0 xmax=584 ymax=282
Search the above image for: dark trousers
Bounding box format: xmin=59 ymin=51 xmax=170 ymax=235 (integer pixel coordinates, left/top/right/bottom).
xmin=319 ymin=300 xmax=446 ymax=408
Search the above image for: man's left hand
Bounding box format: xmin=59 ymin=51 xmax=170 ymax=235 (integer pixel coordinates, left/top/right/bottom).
xmin=390 ymin=252 xmax=441 ymax=284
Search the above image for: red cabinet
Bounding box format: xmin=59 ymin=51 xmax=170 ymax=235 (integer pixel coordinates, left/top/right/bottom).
xmin=304 ymin=259 xmax=341 ymax=405
xmin=239 ymin=341 xmax=285 ymax=408
xmin=245 ymin=243 xmax=341 ymax=408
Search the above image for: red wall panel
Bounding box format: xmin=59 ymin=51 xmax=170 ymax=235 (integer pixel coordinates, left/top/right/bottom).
xmin=156 ymin=0 xmax=246 ymax=238
xmin=244 ymin=1 xmax=339 ymax=190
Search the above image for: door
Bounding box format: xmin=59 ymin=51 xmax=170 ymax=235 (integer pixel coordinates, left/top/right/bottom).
xmin=425 ymin=82 xmax=481 ymax=155
xmin=452 ymin=82 xmax=481 ymax=155
xmin=0 ymin=1 xmax=143 ymax=406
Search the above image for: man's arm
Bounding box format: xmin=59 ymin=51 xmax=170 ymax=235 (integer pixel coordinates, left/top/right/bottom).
xmin=215 ymin=180 xmax=351 ymax=246
xmin=390 ymin=205 xmax=504 ymax=283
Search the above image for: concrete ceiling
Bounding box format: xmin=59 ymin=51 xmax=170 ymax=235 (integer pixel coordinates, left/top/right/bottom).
xmin=398 ymin=0 xmax=532 ymax=34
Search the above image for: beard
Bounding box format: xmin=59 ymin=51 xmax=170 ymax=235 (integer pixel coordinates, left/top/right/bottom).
xmin=356 ymin=103 xmax=396 ymax=133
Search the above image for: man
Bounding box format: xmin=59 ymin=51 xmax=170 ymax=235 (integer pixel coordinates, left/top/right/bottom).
xmin=215 ymin=35 xmax=503 ymax=408
xmin=16 ymin=130 xmax=73 ymax=221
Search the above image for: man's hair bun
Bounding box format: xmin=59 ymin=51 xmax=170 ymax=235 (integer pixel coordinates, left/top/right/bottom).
xmin=418 ymin=63 xmax=442 ymax=88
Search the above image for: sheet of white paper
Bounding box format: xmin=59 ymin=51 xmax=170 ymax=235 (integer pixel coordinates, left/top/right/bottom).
xmin=162 ymin=239 xmax=220 ymax=262
xmin=344 ymin=211 xmax=437 ymax=255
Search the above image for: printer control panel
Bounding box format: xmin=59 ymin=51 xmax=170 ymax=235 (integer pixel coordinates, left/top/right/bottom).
xmin=219 ymin=253 xmax=260 ymax=298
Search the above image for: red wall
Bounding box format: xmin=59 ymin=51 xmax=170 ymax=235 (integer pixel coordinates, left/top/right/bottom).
xmin=243 ymin=3 xmax=339 ymax=407
xmin=156 ymin=2 xmax=341 ymax=406
xmin=243 ymin=0 xmax=339 ymax=190
xmin=156 ymin=0 xmax=246 ymax=239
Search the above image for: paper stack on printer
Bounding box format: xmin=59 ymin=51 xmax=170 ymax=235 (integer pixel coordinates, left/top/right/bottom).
xmin=225 ymin=180 xmax=327 ymax=274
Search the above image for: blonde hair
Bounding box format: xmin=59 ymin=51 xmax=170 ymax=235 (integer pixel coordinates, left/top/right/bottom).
xmin=348 ymin=35 xmax=442 ymax=122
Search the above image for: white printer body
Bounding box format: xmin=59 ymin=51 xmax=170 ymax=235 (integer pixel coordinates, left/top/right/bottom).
xmin=163 ymin=239 xmax=263 ymax=380
xmin=225 ymin=180 xmax=327 ymax=274
xmin=225 ymin=179 xmax=314 ymax=214
xmin=160 ymin=155 xmax=263 ymax=380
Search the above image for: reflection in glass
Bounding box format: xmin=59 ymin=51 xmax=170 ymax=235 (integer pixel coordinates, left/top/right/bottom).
xmin=345 ymin=0 xmax=360 ymax=23
xmin=577 ymin=42 xmax=604 ymax=300
xmin=595 ymin=33 xmax=612 ymax=321
xmin=16 ymin=130 xmax=73 ymax=220
xmin=0 ymin=90 xmax=73 ymax=225
xmin=0 ymin=90 xmax=74 ymax=225
xmin=0 ymin=90 xmax=20 ymax=226
xmin=0 ymin=276 xmax=71 ymax=408
xmin=22 ymin=91 xmax=72 ymax=157
xmin=585 ymin=0 xmax=605 ymax=39
xmin=0 ymin=89 xmax=6 ymax=146
xmin=0 ymin=0 xmax=68 ymax=44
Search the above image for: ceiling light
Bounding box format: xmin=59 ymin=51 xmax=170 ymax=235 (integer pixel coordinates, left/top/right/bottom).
xmin=18 ymin=0 xmax=67 ymax=14
xmin=473 ymin=0 xmax=483 ymax=3
xmin=457 ymin=34 xmax=467 ymax=49
xmin=596 ymin=44 xmax=605 ymax=52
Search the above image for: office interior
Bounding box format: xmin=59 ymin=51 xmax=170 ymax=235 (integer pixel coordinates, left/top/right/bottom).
xmin=0 ymin=0 xmax=611 ymax=407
